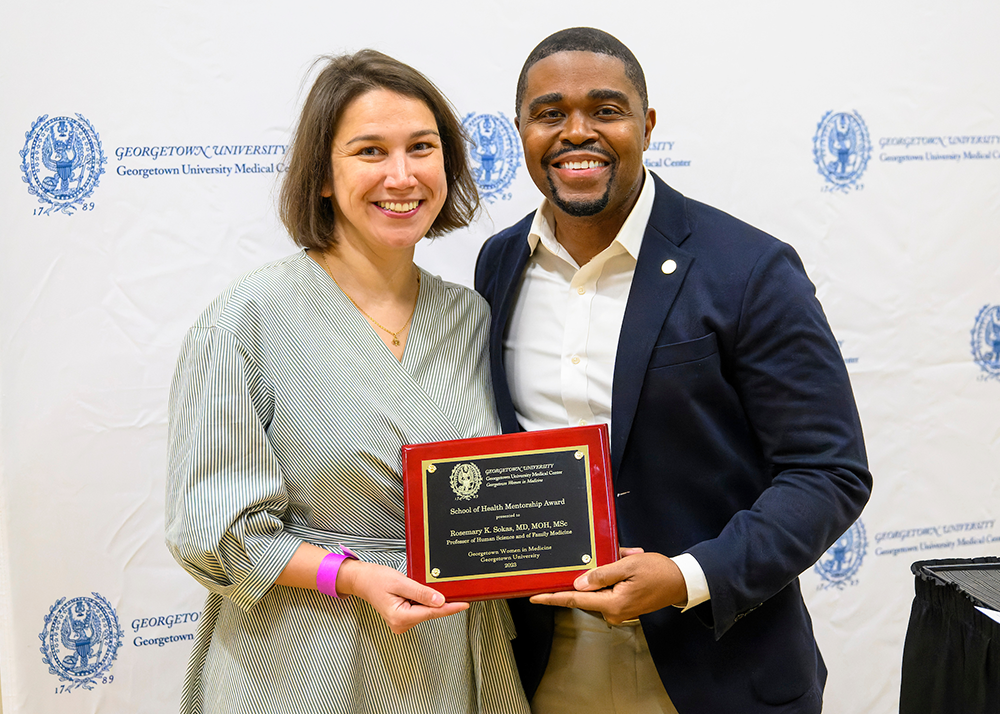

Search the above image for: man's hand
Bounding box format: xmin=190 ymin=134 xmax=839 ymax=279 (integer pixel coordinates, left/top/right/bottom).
xmin=529 ymin=549 xmax=687 ymax=625
xmin=337 ymin=559 xmax=469 ymax=634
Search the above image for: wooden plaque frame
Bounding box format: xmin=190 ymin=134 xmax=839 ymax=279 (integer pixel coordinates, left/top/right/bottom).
xmin=402 ymin=424 xmax=617 ymax=601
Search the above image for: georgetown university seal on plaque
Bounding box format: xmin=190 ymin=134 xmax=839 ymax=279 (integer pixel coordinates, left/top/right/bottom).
xmin=20 ymin=114 xmax=106 ymax=215
xmin=971 ymin=304 xmax=1000 ymax=381
xmin=450 ymin=463 xmax=482 ymax=500
xmin=813 ymin=110 xmax=871 ymax=190
xmin=814 ymin=519 xmax=867 ymax=590
xmin=39 ymin=592 xmax=123 ymax=691
xmin=462 ymin=112 xmax=521 ymax=203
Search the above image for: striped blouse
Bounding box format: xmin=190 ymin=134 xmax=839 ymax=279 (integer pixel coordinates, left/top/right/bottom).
xmin=166 ymin=251 xmax=529 ymax=714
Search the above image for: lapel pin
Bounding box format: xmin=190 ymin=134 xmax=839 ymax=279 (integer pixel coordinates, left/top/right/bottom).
xmin=661 ymin=259 xmax=677 ymax=275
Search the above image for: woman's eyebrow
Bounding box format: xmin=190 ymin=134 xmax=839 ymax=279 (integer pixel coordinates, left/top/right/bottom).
xmin=346 ymin=129 xmax=440 ymax=145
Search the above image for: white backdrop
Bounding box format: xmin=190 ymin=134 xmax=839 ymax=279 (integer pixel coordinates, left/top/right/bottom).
xmin=2 ymin=1 xmax=998 ymax=712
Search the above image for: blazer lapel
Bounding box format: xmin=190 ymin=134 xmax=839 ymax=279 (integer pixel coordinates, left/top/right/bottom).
xmin=610 ymin=176 xmax=694 ymax=478
xmin=490 ymin=221 xmax=533 ymax=433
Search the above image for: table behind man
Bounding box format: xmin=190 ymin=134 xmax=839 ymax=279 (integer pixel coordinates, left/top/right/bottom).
xmin=475 ymin=27 xmax=872 ymax=714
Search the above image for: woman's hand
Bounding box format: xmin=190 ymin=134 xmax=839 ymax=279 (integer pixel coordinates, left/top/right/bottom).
xmin=337 ymin=558 xmax=469 ymax=634
xmin=275 ymin=542 xmax=467 ymax=634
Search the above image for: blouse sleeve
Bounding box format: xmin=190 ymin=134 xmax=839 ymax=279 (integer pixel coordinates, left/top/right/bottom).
xmin=165 ymin=323 xmax=303 ymax=612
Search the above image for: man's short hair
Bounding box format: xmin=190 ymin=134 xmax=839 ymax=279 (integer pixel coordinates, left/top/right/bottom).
xmin=279 ymin=50 xmax=479 ymax=250
xmin=515 ymin=27 xmax=648 ymax=119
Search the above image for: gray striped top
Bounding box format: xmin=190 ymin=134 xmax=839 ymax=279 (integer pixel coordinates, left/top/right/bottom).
xmin=166 ymin=251 xmax=529 ymax=714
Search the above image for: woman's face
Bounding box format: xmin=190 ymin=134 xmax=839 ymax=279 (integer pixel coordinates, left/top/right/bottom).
xmin=322 ymin=89 xmax=448 ymax=255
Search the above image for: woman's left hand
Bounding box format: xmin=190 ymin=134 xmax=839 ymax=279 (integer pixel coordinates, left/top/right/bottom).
xmin=337 ymin=558 xmax=470 ymax=634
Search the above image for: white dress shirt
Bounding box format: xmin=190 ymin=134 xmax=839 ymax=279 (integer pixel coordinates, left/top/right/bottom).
xmin=503 ymin=169 xmax=709 ymax=609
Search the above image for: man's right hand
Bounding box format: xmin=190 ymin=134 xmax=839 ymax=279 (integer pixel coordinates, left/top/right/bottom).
xmin=528 ymin=549 xmax=687 ymax=625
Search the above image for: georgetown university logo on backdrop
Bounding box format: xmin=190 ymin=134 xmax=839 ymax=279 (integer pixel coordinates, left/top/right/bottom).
xmin=814 ymin=518 xmax=867 ymax=589
xmin=462 ymin=112 xmax=521 ymax=203
xmin=40 ymin=593 xmax=123 ymax=692
xmin=971 ymin=305 xmax=1000 ymax=381
xmin=813 ymin=110 xmax=871 ymax=191
xmin=21 ymin=114 xmax=106 ymax=215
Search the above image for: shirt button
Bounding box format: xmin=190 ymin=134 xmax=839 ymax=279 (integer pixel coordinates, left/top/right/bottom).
xmin=571 ymin=355 xmax=581 ymax=365
xmin=578 ymin=419 xmax=588 ymax=426
xmin=577 ymin=286 xmax=586 ymax=295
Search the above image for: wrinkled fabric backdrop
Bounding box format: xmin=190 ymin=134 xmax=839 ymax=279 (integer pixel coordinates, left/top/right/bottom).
xmin=2 ymin=2 xmax=998 ymax=712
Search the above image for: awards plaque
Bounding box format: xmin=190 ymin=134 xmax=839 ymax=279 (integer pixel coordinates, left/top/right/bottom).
xmin=402 ymin=424 xmax=618 ymax=601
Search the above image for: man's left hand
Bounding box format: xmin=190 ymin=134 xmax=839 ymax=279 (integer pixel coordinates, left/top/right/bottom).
xmin=529 ymin=550 xmax=688 ymax=625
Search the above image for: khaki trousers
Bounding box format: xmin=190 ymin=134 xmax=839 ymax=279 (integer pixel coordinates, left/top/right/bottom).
xmin=530 ymin=607 xmax=679 ymax=714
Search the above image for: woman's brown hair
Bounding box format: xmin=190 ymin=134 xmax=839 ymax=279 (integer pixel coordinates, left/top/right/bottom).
xmin=279 ymin=50 xmax=479 ymax=249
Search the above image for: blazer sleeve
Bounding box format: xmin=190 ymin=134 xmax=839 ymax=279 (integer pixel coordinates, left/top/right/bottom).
xmin=685 ymin=240 xmax=872 ymax=638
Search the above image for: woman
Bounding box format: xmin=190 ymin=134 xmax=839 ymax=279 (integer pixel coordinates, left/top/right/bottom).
xmin=166 ymin=50 xmax=529 ymax=714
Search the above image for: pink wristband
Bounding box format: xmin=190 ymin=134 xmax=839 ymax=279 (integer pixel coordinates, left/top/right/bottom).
xmin=315 ymin=546 xmax=358 ymax=599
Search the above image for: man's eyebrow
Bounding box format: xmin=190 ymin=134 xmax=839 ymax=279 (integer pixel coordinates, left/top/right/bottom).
xmin=527 ymin=93 xmax=563 ymax=115
xmin=346 ymin=129 xmax=439 ymax=145
xmin=588 ymin=88 xmax=630 ymax=105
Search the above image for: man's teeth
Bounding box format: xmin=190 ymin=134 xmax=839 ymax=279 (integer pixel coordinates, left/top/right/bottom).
xmin=560 ymin=160 xmax=606 ymax=169
xmin=377 ymin=201 xmax=419 ymax=213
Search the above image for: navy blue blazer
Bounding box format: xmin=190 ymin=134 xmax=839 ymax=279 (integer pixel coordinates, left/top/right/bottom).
xmin=474 ymin=173 xmax=872 ymax=714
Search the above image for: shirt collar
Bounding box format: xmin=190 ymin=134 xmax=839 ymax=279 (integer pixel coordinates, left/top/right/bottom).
xmin=526 ymin=167 xmax=655 ymax=264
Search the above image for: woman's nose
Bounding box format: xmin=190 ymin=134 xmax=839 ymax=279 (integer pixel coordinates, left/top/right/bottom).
xmin=384 ymin=154 xmax=418 ymax=189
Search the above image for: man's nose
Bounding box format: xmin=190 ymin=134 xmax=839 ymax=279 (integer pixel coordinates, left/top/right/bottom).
xmin=561 ymin=110 xmax=598 ymax=144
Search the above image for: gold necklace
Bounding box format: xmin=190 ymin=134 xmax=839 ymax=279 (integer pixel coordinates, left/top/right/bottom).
xmin=321 ymin=252 xmax=420 ymax=346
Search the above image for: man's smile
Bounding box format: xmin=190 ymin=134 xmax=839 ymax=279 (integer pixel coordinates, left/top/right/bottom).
xmin=554 ymin=159 xmax=609 ymax=170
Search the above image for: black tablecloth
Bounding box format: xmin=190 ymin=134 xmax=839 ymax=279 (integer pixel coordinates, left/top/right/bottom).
xmin=899 ymin=557 xmax=1000 ymax=714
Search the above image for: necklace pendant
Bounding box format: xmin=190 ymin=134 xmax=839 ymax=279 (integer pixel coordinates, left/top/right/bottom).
xmin=391 ymin=337 xmax=401 ymax=346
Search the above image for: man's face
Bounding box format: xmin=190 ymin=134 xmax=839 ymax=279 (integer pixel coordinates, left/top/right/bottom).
xmin=517 ymin=51 xmax=654 ymax=218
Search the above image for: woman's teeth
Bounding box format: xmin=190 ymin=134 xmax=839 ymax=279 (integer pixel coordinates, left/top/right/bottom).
xmin=377 ymin=201 xmax=419 ymax=213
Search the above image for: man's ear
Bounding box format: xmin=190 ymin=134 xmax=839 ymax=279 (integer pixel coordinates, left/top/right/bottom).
xmin=643 ymin=108 xmax=657 ymax=151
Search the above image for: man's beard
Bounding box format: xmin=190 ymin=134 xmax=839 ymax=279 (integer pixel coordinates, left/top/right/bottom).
xmin=545 ymin=164 xmax=616 ymax=217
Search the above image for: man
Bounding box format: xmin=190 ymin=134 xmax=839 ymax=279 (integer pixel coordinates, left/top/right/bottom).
xmin=475 ymin=27 xmax=871 ymax=714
